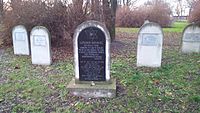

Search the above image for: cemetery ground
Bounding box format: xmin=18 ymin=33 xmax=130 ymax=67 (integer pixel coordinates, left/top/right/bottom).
xmin=0 ymin=22 xmax=200 ymax=112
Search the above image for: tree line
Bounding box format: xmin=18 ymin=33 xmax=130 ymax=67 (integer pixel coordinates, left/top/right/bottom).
xmin=0 ymin=0 xmax=200 ymax=46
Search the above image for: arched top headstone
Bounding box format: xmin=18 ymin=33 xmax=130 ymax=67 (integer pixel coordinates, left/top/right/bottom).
xmin=138 ymin=22 xmax=163 ymax=47
xmin=182 ymin=24 xmax=200 ymax=53
xmin=74 ymin=20 xmax=111 ymax=43
xmin=12 ymin=25 xmax=29 ymax=55
xmin=74 ymin=20 xmax=111 ymax=82
xmin=139 ymin=22 xmax=163 ymax=34
xmin=137 ymin=22 xmax=163 ymax=67
xmin=31 ymin=26 xmax=51 ymax=47
xmin=182 ymin=24 xmax=200 ymax=42
xmin=12 ymin=25 xmax=27 ymax=33
xmin=30 ymin=26 xmax=52 ymax=65
xmin=31 ymin=26 xmax=50 ymax=38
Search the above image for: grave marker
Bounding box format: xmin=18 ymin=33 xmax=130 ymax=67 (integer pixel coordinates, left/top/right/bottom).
xmin=137 ymin=22 xmax=163 ymax=67
xmin=182 ymin=24 xmax=200 ymax=53
xmin=30 ymin=26 xmax=52 ymax=65
xmin=12 ymin=25 xmax=29 ymax=55
xmin=67 ymin=20 xmax=116 ymax=98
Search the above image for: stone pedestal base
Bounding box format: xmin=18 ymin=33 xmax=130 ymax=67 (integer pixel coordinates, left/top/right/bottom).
xmin=67 ymin=78 xmax=116 ymax=98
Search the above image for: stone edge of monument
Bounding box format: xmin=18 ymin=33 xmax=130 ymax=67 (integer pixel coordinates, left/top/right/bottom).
xmin=67 ymin=78 xmax=116 ymax=98
xmin=181 ymin=23 xmax=200 ymax=53
xmin=73 ymin=20 xmax=111 ymax=82
xmin=182 ymin=23 xmax=200 ymax=35
xmin=30 ymin=26 xmax=52 ymax=65
xmin=75 ymin=79 xmax=112 ymax=85
xmin=137 ymin=22 xmax=164 ymax=67
xmin=138 ymin=22 xmax=164 ymax=37
xmin=12 ymin=25 xmax=30 ymax=55
xmin=31 ymin=26 xmax=51 ymax=41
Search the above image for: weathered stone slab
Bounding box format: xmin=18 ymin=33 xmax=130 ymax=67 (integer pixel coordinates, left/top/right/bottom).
xmin=182 ymin=24 xmax=200 ymax=53
xmin=67 ymin=78 xmax=116 ymax=98
xmin=30 ymin=26 xmax=52 ymax=65
xmin=12 ymin=25 xmax=30 ymax=55
xmin=137 ymin=22 xmax=163 ymax=67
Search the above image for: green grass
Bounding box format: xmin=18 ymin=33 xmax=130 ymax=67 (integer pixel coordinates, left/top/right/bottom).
xmin=0 ymin=47 xmax=200 ymax=112
xmin=0 ymin=20 xmax=198 ymax=112
xmin=164 ymin=21 xmax=188 ymax=33
xmin=116 ymin=21 xmax=189 ymax=33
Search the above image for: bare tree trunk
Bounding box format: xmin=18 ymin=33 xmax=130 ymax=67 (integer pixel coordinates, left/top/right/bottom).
xmin=102 ymin=0 xmax=117 ymax=41
xmin=110 ymin=0 xmax=117 ymax=41
xmin=0 ymin=0 xmax=3 ymax=17
xmin=126 ymin=0 xmax=129 ymax=6
xmin=71 ymin=0 xmax=84 ymax=36
xmin=123 ymin=0 xmax=125 ymax=6
xmin=91 ymin=0 xmax=101 ymax=20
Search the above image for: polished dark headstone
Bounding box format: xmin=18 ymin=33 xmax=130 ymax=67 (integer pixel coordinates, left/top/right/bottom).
xmin=78 ymin=27 xmax=106 ymax=81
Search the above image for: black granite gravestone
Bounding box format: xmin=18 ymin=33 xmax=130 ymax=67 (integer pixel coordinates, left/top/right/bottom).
xmin=78 ymin=27 xmax=106 ymax=81
xmin=67 ymin=21 xmax=116 ymax=98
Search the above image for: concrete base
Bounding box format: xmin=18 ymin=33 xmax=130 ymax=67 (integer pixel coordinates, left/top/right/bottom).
xmin=67 ymin=78 xmax=116 ymax=98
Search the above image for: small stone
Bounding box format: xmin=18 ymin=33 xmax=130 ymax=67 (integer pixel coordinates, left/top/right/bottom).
xmin=91 ymin=81 xmax=95 ymax=86
xmin=14 ymin=64 xmax=20 ymax=69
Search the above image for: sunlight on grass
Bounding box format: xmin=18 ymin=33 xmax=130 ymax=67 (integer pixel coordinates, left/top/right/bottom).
xmin=164 ymin=21 xmax=188 ymax=33
xmin=116 ymin=21 xmax=189 ymax=33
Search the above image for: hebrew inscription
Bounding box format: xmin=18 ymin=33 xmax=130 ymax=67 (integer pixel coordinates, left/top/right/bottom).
xmin=33 ymin=35 xmax=47 ymax=46
xmin=15 ymin=32 xmax=26 ymax=41
xmin=142 ymin=34 xmax=160 ymax=46
xmin=184 ymin=33 xmax=200 ymax=42
xmin=78 ymin=27 xmax=106 ymax=81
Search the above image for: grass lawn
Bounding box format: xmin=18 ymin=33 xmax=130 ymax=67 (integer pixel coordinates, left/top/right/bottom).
xmin=0 ymin=47 xmax=200 ymax=112
xmin=0 ymin=21 xmax=200 ymax=112
xmin=116 ymin=21 xmax=189 ymax=33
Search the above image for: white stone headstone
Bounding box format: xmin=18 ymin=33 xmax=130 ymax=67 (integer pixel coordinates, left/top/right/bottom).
xmin=12 ymin=25 xmax=29 ymax=55
xmin=137 ymin=22 xmax=163 ymax=67
xmin=30 ymin=26 xmax=52 ymax=65
xmin=182 ymin=24 xmax=200 ymax=53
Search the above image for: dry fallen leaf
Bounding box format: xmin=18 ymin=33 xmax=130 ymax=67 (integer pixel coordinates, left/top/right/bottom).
xmin=14 ymin=64 xmax=20 ymax=69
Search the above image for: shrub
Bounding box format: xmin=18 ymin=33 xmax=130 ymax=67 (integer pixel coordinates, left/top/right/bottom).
xmin=0 ymin=0 xmax=117 ymax=46
xmin=188 ymin=0 xmax=200 ymax=24
xmin=1 ymin=0 xmax=87 ymax=46
xmin=116 ymin=6 xmax=144 ymax=27
xmin=116 ymin=0 xmax=172 ymax=27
